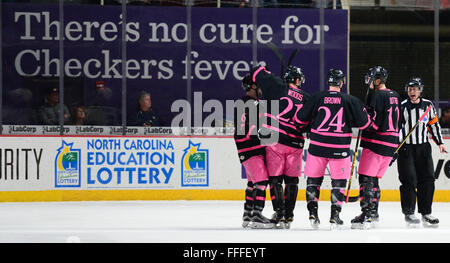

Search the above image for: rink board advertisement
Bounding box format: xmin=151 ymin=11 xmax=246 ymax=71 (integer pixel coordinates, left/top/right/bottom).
xmin=1 ymin=136 xmax=450 ymax=202
xmin=0 ymin=136 xmax=241 ymax=191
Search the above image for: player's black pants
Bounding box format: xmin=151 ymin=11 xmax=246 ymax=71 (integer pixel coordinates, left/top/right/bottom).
xmin=397 ymin=142 xmax=435 ymax=215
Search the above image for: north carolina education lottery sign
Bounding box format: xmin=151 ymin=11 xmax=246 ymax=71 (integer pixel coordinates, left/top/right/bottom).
xmin=0 ymin=136 xmax=242 ymax=191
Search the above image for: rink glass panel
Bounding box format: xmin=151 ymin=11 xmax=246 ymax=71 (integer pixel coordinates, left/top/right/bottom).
xmin=1 ymin=1 xmax=449 ymax=131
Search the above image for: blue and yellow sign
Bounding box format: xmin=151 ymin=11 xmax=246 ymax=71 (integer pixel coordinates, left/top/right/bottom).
xmin=181 ymin=141 xmax=209 ymax=187
xmin=55 ymin=141 xmax=81 ymax=187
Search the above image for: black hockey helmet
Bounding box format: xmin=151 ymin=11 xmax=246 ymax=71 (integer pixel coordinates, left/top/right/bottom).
xmin=242 ymin=73 xmax=256 ymax=91
xmin=327 ymin=69 xmax=346 ymax=86
xmin=365 ymin=66 xmax=388 ymax=85
xmin=283 ymin=66 xmax=305 ymax=85
xmin=404 ymin=77 xmax=424 ymax=92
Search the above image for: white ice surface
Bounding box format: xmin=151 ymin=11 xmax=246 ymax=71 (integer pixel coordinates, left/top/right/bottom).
xmin=1 ymin=200 xmax=450 ymax=243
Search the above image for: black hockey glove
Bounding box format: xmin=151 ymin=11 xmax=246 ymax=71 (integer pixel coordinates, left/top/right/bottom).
xmin=389 ymin=152 xmax=398 ymax=167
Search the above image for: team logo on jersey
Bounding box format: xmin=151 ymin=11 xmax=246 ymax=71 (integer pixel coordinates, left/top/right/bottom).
xmin=55 ymin=141 xmax=81 ymax=188
xmin=181 ymin=140 xmax=209 ymax=187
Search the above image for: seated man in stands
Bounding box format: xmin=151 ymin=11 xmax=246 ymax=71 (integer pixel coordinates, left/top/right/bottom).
xmin=38 ymin=87 xmax=71 ymax=125
xmin=129 ymin=91 xmax=162 ymax=127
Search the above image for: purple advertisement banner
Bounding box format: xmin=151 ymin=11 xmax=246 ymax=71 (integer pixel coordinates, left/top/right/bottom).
xmin=2 ymin=3 xmax=348 ymax=125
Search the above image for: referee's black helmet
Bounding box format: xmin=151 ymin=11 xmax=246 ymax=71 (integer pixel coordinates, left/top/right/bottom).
xmin=405 ymin=77 xmax=424 ymax=92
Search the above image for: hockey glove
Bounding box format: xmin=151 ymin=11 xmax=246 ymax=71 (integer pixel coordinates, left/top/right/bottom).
xmin=389 ymin=152 xmax=399 ymax=167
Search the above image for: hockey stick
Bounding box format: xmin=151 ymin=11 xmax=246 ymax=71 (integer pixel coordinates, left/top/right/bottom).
xmin=345 ymin=130 xmax=362 ymax=203
xmin=389 ymin=105 xmax=433 ymax=166
xmin=345 ymin=82 xmax=373 ymax=203
xmin=286 ymin=48 xmax=298 ymax=68
xmin=266 ymin=42 xmax=300 ymax=77
xmin=265 ymin=42 xmax=285 ymax=76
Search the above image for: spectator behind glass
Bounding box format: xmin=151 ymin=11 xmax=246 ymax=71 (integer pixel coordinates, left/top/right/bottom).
xmin=93 ymin=80 xmax=113 ymax=106
xmin=130 ymin=91 xmax=162 ymax=127
xmin=38 ymin=87 xmax=71 ymax=125
xmin=69 ymin=106 xmax=87 ymax=125
xmin=440 ymin=106 xmax=450 ymax=128
xmin=86 ymin=80 xmax=121 ymax=126
xmin=4 ymin=87 xmax=35 ymax=124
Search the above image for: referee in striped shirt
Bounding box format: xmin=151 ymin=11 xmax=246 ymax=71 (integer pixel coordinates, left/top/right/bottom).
xmin=397 ymin=77 xmax=446 ymax=227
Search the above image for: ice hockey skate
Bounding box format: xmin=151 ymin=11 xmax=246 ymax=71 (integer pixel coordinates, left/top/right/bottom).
xmin=329 ymin=217 xmax=344 ymax=230
xmin=405 ymin=214 xmax=421 ymax=228
xmin=329 ymin=205 xmax=344 ymax=230
xmin=422 ymin=214 xmax=439 ymax=228
xmin=283 ymin=217 xmax=293 ymax=229
xmin=306 ymin=188 xmax=321 ymax=230
xmin=271 ymin=210 xmax=286 ymax=229
xmin=308 ymin=210 xmax=320 ymax=230
xmin=249 ymin=210 xmax=274 ymax=229
xmin=284 ymin=211 xmax=294 ymax=229
xmin=242 ymin=209 xmax=252 ymax=229
xmin=351 ymin=212 xmax=374 ymax=230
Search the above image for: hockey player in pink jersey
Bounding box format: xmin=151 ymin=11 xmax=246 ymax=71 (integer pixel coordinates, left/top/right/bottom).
xmin=299 ymin=69 xmax=371 ymax=229
xmin=251 ymin=65 xmax=310 ymax=228
xmin=234 ymin=74 xmax=273 ymax=229
xmin=351 ymin=66 xmax=401 ymax=229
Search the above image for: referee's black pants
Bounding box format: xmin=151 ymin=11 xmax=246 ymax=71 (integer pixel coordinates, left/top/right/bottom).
xmin=397 ymin=142 xmax=435 ymax=215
